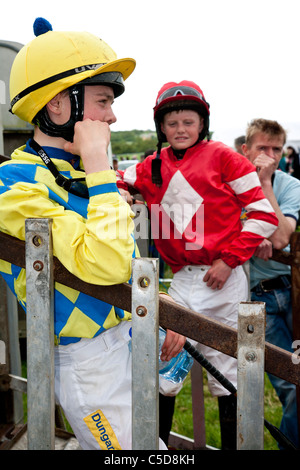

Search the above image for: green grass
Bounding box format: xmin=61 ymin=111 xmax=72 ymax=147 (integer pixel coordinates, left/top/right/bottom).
xmin=172 ymin=370 xmax=282 ymax=450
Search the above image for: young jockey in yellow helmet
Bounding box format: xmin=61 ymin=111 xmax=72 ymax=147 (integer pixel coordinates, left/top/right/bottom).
xmin=1 ymin=18 xmax=171 ymax=450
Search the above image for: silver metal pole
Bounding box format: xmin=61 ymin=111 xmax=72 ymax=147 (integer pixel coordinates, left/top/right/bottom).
xmin=25 ymin=218 xmax=55 ymax=450
xmin=131 ymin=257 xmax=159 ymax=450
xmin=237 ymin=301 xmax=265 ymax=450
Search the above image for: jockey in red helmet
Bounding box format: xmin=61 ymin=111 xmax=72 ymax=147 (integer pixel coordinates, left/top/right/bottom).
xmin=152 ymin=81 xmax=210 ymax=186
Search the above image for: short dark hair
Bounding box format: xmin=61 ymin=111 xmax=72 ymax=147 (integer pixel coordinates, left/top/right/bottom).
xmin=234 ymin=135 xmax=245 ymax=147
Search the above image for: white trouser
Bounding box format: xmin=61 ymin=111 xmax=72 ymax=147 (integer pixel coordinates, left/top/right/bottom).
xmin=54 ymin=321 xmax=166 ymax=450
xmin=166 ymin=264 xmax=248 ymax=397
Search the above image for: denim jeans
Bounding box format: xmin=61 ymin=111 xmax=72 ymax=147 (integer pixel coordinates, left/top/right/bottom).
xmin=251 ymin=279 xmax=299 ymax=449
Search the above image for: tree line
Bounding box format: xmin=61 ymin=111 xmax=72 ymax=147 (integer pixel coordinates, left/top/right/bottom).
xmin=111 ymin=130 xmax=215 ymax=157
xmin=110 ymin=130 xmax=157 ymax=156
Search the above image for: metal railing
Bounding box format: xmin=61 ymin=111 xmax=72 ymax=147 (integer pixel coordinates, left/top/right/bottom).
xmin=1 ymin=219 xmax=299 ymax=449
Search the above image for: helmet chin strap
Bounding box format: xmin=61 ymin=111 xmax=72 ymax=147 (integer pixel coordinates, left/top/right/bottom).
xmin=33 ymin=85 xmax=84 ymax=142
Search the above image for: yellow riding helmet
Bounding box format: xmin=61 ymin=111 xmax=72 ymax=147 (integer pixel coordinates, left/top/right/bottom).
xmin=10 ymin=18 xmax=136 ymax=124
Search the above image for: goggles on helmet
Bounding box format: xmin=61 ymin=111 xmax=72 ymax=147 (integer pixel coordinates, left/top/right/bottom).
xmin=80 ymin=71 xmax=124 ymax=97
xmin=156 ymin=85 xmax=206 ymax=108
xmin=30 ymin=72 xmax=125 ymax=142
xmin=153 ymin=81 xmax=210 ymax=144
xmin=10 ymin=70 xmax=124 ymax=112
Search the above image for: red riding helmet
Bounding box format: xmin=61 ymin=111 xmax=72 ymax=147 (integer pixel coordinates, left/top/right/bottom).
xmin=153 ymin=80 xmax=210 ymax=143
xmin=151 ymin=81 xmax=210 ymax=186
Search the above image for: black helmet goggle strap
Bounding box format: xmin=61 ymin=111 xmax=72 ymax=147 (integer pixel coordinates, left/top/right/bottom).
xmin=33 ymin=85 xmax=84 ymax=141
xmin=10 ymin=66 xmax=124 ymax=111
xmin=29 ymin=138 xmax=89 ymax=198
xmin=80 ymin=71 xmax=125 ymax=97
xmin=31 ymin=71 xmax=124 ymax=142
xmin=156 ymin=85 xmax=207 ymax=107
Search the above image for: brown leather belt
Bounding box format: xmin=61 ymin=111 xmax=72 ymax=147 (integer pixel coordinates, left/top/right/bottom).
xmin=251 ymin=275 xmax=291 ymax=293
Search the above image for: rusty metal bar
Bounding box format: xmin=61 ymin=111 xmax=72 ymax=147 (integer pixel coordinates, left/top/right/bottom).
xmin=0 ymin=230 xmax=299 ymax=386
xmin=0 ymin=154 xmax=9 ymax=164
xmin=168 ymin=360 xmax=207 ymax=450
xmin=271 ymin=247 xmax=296 ymax=266
xmin=8 ymin=374 xmax=27 ymax=394
xmin=190 ymin=361 xmax=206 ymax=448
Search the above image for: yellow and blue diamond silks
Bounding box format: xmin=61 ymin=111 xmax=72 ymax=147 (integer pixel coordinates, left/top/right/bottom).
xmin=0 ymin=144 xmax=136 ymax=345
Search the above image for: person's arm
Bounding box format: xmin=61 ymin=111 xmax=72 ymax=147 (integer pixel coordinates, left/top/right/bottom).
xmin=0 ymin=170 xmax=135 ymax=286
xmin=252 ymin=238 xmax=273 ymax=261
xmin=203 ymin=151 xmax=278 ymax=289
xmin=64 ymin=119 xmax=111 ymax=173
xmin=203 ymin=259 xmax=233 ymax=290
xmin=159 ymin=293 xmax=186 ymax=361
xmin=116 ymin=153 xmax=154 ymax=199
xmin=252 ymin=152 xmax=297 ymax=249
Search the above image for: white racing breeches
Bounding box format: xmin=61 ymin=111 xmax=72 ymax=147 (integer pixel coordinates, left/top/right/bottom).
xmin=54 ymin=321 xmax=166 ymax=450
xmin=166 ymin=264 xmax=248 ymax=397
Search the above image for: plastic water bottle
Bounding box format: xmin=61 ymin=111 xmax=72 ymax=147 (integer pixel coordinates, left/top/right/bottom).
xmin=128 ymin=327 xmax=132 ymax=352
xmin=128 ymin=327 xmax=194 ymax=384
xmin=158 ymin=328 xmax=193 ymax=384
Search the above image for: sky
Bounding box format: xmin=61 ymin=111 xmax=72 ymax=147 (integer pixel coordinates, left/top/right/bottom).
xmin=1 ymin=0 xmax=300 ymax=147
